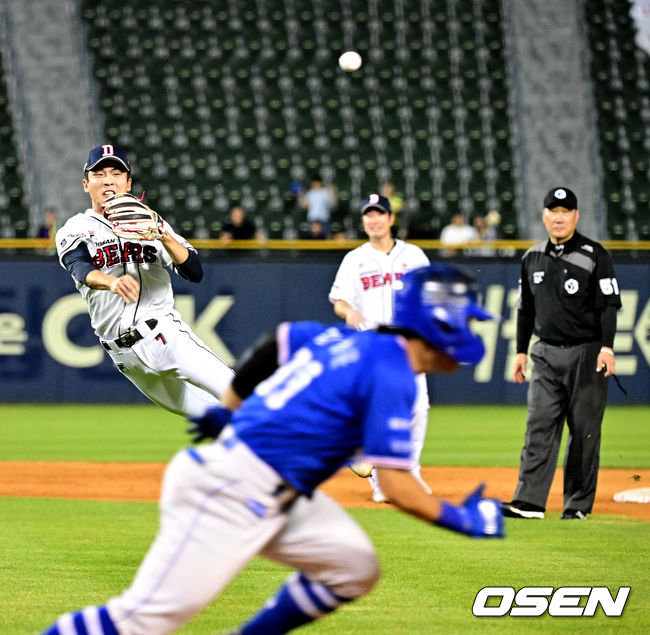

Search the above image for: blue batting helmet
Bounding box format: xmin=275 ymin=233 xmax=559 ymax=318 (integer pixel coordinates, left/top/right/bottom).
xmin=392 ymin=264 xmax=493 ymax=364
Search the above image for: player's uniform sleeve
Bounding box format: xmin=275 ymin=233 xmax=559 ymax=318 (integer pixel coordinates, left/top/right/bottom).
xmin=411 ymin=244 xmax=430 ymax=268
xmin=328 ymin=251 xmax=358 ymax=306
xmin=56 ymin=215 xmax=91 ymax=268
xmin=61 ymin=243 xmax=96 ymax=284
xmin=593 ymin=245 xmax=622 ymax=311
xmin=174 ymin=248 xmax=203 ymax=282
xmin=593 ymin=244 xmax=621 ymax=348
xmin=360 ymin=338 xmax=417 ymax=470
xmin=232 ymin=321 xmax=336 ymax=400
xmin=515 ymin=253 xmax=535 ymax=354
xmin=277 ymin=321 xmax=334 ymax=364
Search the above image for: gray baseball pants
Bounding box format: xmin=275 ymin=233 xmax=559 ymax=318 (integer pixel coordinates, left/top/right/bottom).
xmin=513 ymin=340 xmax=609 ymax=513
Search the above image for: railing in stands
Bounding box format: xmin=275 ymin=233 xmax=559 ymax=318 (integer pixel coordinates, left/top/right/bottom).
xmin=2 ymin=238 xmax=650 ymax=251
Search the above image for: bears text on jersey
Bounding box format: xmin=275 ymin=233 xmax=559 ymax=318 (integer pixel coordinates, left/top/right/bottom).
xmin=361 ymin=271 xmax=403 ymax=290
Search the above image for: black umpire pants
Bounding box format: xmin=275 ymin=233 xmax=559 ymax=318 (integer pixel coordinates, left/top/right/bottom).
xmin=513 ymin=340 xmax=609 ymax=513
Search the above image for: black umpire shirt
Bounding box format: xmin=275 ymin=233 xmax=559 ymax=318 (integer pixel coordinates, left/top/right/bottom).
xmin=516 ymin=231 xmax=621 ymax=353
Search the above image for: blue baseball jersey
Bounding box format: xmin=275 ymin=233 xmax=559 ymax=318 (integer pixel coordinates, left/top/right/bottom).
xmin=233 ymin=323 xmax=417 ymax=495
xmin=276 ymin=320 xmax=331 ymax=365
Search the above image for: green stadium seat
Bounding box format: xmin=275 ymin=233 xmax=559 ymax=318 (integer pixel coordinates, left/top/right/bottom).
xmin=79 ymin=0 xmax=517 ymax=237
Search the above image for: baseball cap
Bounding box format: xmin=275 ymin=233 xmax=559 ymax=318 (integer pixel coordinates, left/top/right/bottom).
xmin=360 ymin=193 xmax=392 ymax=215
xmin=543 ymin=187 xmax=577 ymax=210
xmin=84 ymin=145 xmax=131 ymax=174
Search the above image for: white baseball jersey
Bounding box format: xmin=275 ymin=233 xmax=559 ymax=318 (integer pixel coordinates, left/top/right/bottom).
xmin=56 ymin=208 xmax=233 ymax=417
xmin=328 ymin=240 xmax=430 ymax=328
xmin=329 ymin=239 xmax=431 ymax=498
xmin=57 ymin=209 xmax=187 ymax=340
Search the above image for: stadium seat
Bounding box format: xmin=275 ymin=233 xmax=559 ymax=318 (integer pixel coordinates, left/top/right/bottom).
xmin=0 ymin=65 xmax=29 ymax=232
xmin=584 ymin=0 xmax=650 ymax=237
xmin=79 ymin=0 xmax=518 ymax=238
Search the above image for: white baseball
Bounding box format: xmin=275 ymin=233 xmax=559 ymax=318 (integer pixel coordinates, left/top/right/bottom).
xmin=338 ymin=51 xmax=362 ymax=72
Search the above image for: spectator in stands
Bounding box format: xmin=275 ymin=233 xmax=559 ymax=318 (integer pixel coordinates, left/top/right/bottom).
xmin=469 ymin=213 xmax=499 ymax=256
xmin=473 ymin=213 xmax=498 ymax=241
xmin=439 ymin=211 xmax=479 ymax=256
xmin=486 ymin=209 xmax=502 ymax=236
xmin=220 ymin=205 xmax=258 ymax=243
xmin=37 ymin=206 xmax=58 ymax=239
xmin=301 ymin=219 xmax=327 ymax=240
xmin=35 ymin=205 xmax=58 ymax=254
xmin=298 ymin=174 xmax=337 ymax=238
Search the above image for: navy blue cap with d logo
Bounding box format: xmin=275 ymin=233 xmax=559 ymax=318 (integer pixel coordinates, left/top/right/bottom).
xmin=84 ymin=145 xmax=131 ymax=174
xmin=360 ymin=193 xmax=392 ymax=215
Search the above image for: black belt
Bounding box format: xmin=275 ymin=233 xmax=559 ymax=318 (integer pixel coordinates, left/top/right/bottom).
xmin=223 ymin=432 xmax=301 ymax=511
xmin=102 ymin=319 xmax=158 ymax=351
xmin=541 ymin=338 xmax=599 ymax=348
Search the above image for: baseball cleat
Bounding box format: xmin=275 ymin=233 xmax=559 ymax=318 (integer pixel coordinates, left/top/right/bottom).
xmin=349 ymin=461 xmax=374 ymax=478
xmin=372 ymin=490 xmax=389 ymax=504
xmin=501 ymin=501 xmax=545 ymax=519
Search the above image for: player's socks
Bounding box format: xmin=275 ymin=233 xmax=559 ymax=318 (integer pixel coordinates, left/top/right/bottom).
xmin=368 ymin=470 xmax=388 ymax=502
xmin=42 ymin=605 xmax=118 ymax=635
xmin=239 ymin=572 xmax=350 ymax=634
xmin=410 ymin=466 xmax=432 ymax=494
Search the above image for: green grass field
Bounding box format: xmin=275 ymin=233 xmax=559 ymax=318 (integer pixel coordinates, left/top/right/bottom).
xmin=1 ymin=404 xmax=648 ymax=634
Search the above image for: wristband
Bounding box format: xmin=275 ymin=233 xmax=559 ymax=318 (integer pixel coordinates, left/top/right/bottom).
xmin=600 ymin=347 xmax=614 ymax=355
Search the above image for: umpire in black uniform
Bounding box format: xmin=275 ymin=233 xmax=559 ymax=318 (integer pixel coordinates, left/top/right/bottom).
xmin=503 ymin=187 xmax=621 ymax=520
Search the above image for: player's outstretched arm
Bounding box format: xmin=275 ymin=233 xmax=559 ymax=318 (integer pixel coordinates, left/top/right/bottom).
xmin=376 ymin=467 xmax=504 ymax=538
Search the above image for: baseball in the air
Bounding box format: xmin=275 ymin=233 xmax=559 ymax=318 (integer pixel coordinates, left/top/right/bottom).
xmin=338 ymin=50 xmax=362 ymax=72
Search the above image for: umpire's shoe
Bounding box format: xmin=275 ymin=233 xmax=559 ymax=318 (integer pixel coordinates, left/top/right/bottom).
xmin=501 ymin=500 xmax=545 ymax=519
xmin=560 ymin=509 xmax=587 ymax=520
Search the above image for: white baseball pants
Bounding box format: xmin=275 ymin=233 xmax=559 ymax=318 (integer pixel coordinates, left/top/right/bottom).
xmin=103 ymin=313 xmax=234 ymax=418
xmin=106 ymin=432 xmax=379 ymax=634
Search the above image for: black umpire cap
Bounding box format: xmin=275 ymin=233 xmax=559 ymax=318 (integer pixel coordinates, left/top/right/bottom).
xmin=360 ymin=193 xmax=392 ymax=215
xmin=84 ymin=145 xmax=131 ymax=174
xmin=543 ymin=187 xmax=578 ymax=211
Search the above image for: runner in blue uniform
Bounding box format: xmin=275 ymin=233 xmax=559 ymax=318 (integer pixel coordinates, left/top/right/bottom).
xmin=42 ymin=264 xmax=504 ymax=635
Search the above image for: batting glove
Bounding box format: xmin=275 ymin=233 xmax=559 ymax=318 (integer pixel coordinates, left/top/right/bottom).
xmin=436 ymin=484 xmax=504 ymax=538
xmin=186 ymin=405 xmax=232 ymax=443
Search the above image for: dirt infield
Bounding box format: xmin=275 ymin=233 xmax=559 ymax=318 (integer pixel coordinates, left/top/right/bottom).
xmin=0 ymin=461 xmax=648 ymax=520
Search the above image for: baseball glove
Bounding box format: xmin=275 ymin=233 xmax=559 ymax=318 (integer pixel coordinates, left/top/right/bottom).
xmin=104 ymin=193 xmax=164 ymax=241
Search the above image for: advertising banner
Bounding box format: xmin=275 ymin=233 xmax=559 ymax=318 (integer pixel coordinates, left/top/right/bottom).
xmin=0 ymin=260 xmax=648 ymax=404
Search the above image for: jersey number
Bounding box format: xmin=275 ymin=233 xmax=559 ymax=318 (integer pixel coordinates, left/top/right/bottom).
xmin=256 ymin=348 xmax=324 ymax=410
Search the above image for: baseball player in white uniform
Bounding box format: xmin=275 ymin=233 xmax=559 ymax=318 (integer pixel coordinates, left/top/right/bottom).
xmin=41 ymin=265 xmax=503 ymax=635
xmin=55 ymin=144 xmax=233 ymax=417
xmin=329 ymin=193 xmax=431 ymax=502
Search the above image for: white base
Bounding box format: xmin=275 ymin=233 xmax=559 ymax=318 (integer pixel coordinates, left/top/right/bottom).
xmin=613 ymin=487 xmax=650 ymax=503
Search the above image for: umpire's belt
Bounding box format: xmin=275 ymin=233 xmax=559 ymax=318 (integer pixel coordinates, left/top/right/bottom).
xmin=101 ymin=319 xmax=158 ymax=352
xmin=541 ymin=337 xmax=599 ymax=348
